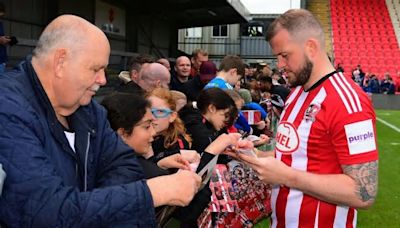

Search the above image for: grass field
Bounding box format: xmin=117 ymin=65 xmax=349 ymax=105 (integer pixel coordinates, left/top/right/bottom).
xmin=357 ymin=109 xmax=400 ymax=227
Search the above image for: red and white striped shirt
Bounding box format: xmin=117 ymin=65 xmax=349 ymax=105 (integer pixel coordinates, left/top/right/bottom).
xmin=272 ymin=72 xmax=378 ymax=228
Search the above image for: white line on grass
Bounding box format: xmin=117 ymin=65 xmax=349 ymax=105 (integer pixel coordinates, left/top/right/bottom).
xmin=380 ymin=113 xmax=392 ymax=116
xmin=376 ymin=117 xmax=400 ymax=133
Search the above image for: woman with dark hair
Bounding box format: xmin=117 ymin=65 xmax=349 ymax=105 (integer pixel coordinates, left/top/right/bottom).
xmin=181 ymin=87 xmax=239 ymax=153
xmin=101 ymin=92 xmax=190 ymax=178
xmin=180 ymin=88 xmax=253 ymax=226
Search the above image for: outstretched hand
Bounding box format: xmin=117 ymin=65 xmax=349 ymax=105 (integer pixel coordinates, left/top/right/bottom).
xmin=157 ymin=153 xmax=190 ymax=170
xmin=147 ymin=170 xmax=201 ymax=207
xmin=238 ymin=153 xmax=292 ymax=186
xmin=205 ymin=133 xmax=242 ymax=155
xmin=180 ymin=149 xmax=201 ymax=163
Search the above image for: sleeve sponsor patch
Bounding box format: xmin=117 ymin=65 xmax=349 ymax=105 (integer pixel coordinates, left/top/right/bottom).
xmin=344 ymin=119 xmax=376 ymax=155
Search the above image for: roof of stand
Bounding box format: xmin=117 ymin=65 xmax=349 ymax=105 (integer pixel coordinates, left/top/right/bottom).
xmin=108 ymin=0 xmax=249 ymax=28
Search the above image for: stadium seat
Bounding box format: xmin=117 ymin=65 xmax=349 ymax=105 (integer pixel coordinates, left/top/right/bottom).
xmin=330 ymin=0 xmax=400 ymax=74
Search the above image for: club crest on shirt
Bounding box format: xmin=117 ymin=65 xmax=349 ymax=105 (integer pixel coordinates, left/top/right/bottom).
xmin=304 ymin=103 xmax=321 ymax=122
xmin=275 ymin=121 xmax=299 ymax=154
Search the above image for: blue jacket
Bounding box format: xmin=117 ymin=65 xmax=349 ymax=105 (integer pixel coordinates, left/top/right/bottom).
xmin=0 ymin=59 xmax=156 ymax=227
xmin=204 ymin=77 xmax=232 ymax=90
xmin=369 ymin=78 xmax=380 ymax=93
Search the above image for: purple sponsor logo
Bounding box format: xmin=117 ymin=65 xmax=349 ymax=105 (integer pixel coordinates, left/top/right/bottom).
xmin=348 ymin=131 xmax=374 ymax=143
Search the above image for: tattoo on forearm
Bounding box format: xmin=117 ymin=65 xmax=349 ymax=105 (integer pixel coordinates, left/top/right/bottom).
xmin=342 ymin=161 xmax=378 ymax=202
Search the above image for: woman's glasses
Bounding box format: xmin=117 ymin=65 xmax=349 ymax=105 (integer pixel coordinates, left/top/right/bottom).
xmin=151 ymin=108 xmax=173 ymax=118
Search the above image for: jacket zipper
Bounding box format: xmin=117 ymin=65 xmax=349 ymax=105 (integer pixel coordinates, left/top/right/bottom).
xmin=84 ymin=132 xmax=90 ymax=191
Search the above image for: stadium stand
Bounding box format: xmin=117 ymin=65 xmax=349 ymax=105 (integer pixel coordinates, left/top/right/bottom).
xmin=331 ymin=0 xmax=400 ymax=78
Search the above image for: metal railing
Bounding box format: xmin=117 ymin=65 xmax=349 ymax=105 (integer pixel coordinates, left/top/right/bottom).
xmin=178 ymin=36 xmax=273 ymax=58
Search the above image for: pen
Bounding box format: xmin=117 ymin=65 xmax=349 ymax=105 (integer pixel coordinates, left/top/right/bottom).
xmin=240 ymin=131 xmax=250 ymax=140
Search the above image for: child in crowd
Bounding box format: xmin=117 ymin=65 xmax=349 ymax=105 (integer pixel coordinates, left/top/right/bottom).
xmin=147 ymin=88 xmax=195 ymax=163
xmin=148 ymin=88 xmax=210 ymax=226
xmin=180 ymin=88 xmax=239 ymax=153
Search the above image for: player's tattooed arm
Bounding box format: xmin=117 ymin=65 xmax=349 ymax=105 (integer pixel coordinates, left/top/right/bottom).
xmin=342 ymin=161 xmax=378 ymax=203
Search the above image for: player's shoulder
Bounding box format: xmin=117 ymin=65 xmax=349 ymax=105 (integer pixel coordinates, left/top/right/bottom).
xmin=323 ymin=72 xmax=372 ymax=114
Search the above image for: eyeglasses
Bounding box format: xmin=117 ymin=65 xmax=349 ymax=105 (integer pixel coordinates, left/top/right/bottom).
xmin=151 ymin=108 xmax=173 ymax=118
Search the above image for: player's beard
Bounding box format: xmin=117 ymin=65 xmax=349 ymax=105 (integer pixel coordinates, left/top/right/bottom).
xmin=287 ymin=55 xmax=313 ymax=88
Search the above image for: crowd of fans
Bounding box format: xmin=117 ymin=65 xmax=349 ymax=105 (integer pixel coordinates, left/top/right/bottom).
xmin=336 ymin=63 xmax=399 ymax=94
xmin=106 ymin=49 xmax=292 ymax=225
xmin=116 ymin=49 xmax=293 ymax=150
xmin=96 ymin=36 xmax=387 ymax=225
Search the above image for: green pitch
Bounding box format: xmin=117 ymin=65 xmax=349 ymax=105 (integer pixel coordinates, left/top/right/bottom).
xmin=358 ymin=109 xmax=400 ymax=227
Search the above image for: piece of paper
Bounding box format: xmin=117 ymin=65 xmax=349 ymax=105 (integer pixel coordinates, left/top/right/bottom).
xmin=246 ymin=135 xmax=261 ymax=142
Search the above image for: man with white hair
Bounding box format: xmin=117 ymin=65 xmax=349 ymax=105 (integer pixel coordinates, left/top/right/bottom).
xmin=0 ymin=14 xmax=201 ymax=226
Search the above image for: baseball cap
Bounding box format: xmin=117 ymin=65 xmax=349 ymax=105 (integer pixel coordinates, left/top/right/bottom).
xmin=199 ymin=61 xmax=217 ymax=83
